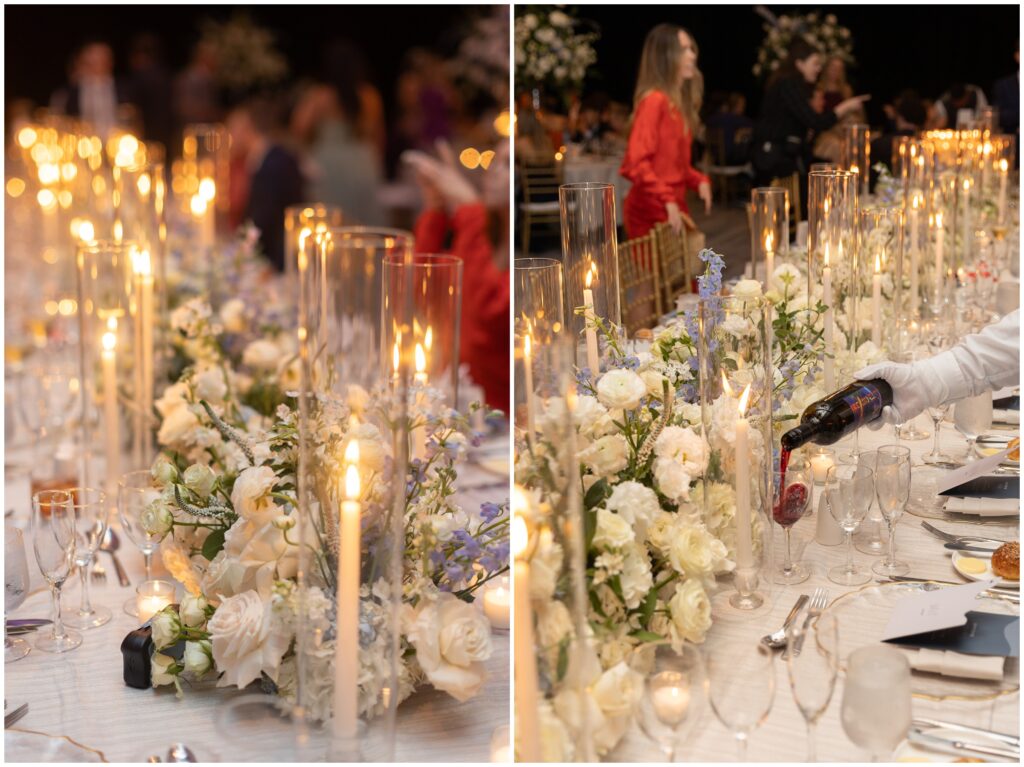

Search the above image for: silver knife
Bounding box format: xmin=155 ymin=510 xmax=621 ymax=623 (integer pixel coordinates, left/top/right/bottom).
xmin=944 ymin=542 xmax=1001 ymax=553
xmin=913 ymin=718 xmax=1019 ymax=749
xmin=909 ymin=728 xmax=1020 ymax=760
xmin=887 ymin=575 xmax=1019 ymax=594
xmin=4 ymin=703 xmax=28 ymax=729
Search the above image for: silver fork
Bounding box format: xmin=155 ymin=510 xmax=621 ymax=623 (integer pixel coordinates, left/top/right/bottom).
xmin=920 ymin=521 xmax=1011 ymax=546
xmin=789 ymin=587 xmax=829 ymax=658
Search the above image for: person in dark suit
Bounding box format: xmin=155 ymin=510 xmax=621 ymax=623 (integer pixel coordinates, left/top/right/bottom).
xmin=870 ymin=90 xmax=927 ymax=186
xmin=126 ymin=34 xmax=174 ymax=151
xmin=226 ymin=98 xmax=304 ymax=272
xmin=63 ymin=42 xmax=133 ymax=138
xmin=993 ymin=46 xmax=1020 ymax=166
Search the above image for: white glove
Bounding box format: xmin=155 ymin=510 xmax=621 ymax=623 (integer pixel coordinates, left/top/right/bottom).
xmin=401 ymin=140 xmax=479 ymax=209
xmin=854 ymin=361 xmax=944 ymax=429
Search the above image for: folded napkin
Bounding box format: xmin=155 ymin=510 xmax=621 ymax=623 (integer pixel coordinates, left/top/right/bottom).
xmin=910 ymin=648 xmax=1006 ymax=681
xmin=993 ymin=409 xmax=1020 ymax=425
xmin=944 ymin=496 xmax=1020 ymax=516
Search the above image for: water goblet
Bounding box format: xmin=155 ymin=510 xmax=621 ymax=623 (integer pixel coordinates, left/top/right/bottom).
xmin=922 ymin=402 xmax=956 ymax=465
xmin=841 ymin=646 xmax=912 ymax=761
xmin=871 ymin=445 xmax=912 ymax=577
xmin=31 ymin=489 xmax=82 ymax=653
xmin=825 ymin=464 xmax=874 ymax=586
xmin=637 ymin=643 xmax=706 ymax=762
xmin=893 ymin=350 xmax=930 ymax=441
xmin=786 ymin=612 xmax=839 ymax=762
xmin=4 ymin=525 xmax=32 ymax=661
xmin=63 ymin=487 xmax=111 ymax=629
xmin=773 ymin=458 xmax=811 ymax=585
xmin=850 ymin=450 xmax=887 ymax=556
xmin=707 ymin=639 xmax=775 ymax=761
xmin=118 ymin=470 xmax=167 ymax=616
xmin=954 ymin=391 xmax=993 ymax=462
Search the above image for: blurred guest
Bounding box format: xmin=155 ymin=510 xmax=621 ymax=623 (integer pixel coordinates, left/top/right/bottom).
xmin=127 ymin=33 xmax=173 ymax=150
xmin=391 ymin=49 xmax=454 ymax=176
xmin=65 ymin=42 xmax=131 ymax=138
xmin=871 ymin=90 xmax=927 ymax=182
xmin=705 ymin=92 xmax=753 ymax=165
xmin=49 ymin=51 xmax=81 ymax=116
xmin=933 ymin=82 xmax=989 ymax=128
xmin=992 ymin=45 xmax=1020 ymax=143
xmin=620 ymin=23 xmax=711 ymax=239
xmin=569 ymin=92 xmax=611 ymax=145
xmin=513 ymin=93 xmax=554 ymax=162
xmin=174 ymin=41 xmax=221 ymax=129
xmin=752 ymin=38 xmax=868 ymax=188
xmin=818 ymin=55 xmax=854 ymax=113
xmin=291 ymin=82 xmax=384 ymax=226
xmin=404 ymin=141 xmax=509 ymax=412
xmin=226 ymin=98 xmax=304 ymax=271
xmin=323 ymin=40 xmax=387 ymax=171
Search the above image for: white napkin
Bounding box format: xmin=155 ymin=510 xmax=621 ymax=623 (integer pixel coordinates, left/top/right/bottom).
xmin=993 ymin=408 xmax=1020 ymax=425
xmin=944 ymin=496 xmax=1020 ymax=516
xmin=910 ymin=648 xmax=1006 ymax=681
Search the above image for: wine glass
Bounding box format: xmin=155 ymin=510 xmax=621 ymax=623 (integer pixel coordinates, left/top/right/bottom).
xmin=954 ymin=391 xmax=993 ymax=462
xmin=871 ymin=445 xmax=912 ymax=577
xmin=841 ymin=646 xmax=912 ymax=761
xmin=786 ymin=612 xmax=839 ymax=762
xmin=851 ymin=450 xmax=886 ymax=556
xmin=773 ymin=457 xmax=811 ymax=585
xmin=893 ymin=350 xmax=929 ymax=441
xmin=118 ymin=470 xmax=166 ymax=616
xmin=31 ymin=489 xmax=82 ymax=653
xmin=707 ymin=640 xmax=775 ymax=761
xmin=637 ymin=643 xmax=706 ymax=762
xmin=5 ymin=526 xmax=32 ymax=661
xmin=825 ymin=464 xmax=874 ymax=586
xmin=16 ymin=361 xmax=78 ymax=443
xmin=63 ymin=487 xmax=111 ymax=629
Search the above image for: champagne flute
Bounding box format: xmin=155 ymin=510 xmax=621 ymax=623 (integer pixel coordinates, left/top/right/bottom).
xmin=5 ymin=525 xmax=32 ymax=661
xmin=786 ymin=612 xmax=839 ymax=762
xmin=773 ymin=458 xmax=811 ymax=585
xmin=118 ymin=470 xmax=166 ymax=616
xmin=954 ymin=391 xmax=993 ymax=462
xmin=63 ymin=487 xmax=111 ymax=629
xmin=871 ymin=445 xmax=912 ymax=577
xmin=31 ymin=489 xmax=82 ymax=653
xmin=707 ymin=640 xmax=775 ymax=761
xmin=851 ymin=450 xmax=886 ymax=555
xmin=637 ymin=643 xmax=706 ymax=762
xmin=841 ymin=646 xmax=912 ymax=761
xmin=825 ymin=464 xmax=874 ymax=586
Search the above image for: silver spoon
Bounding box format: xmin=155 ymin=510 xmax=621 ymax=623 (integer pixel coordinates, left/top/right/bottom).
xmin=760 ymin=593 xmax=809 ymax=648
xmin=167 ymin=743 xmax=197 ymax=762
xmin=100 ymin=527 xmax=130 ymax=587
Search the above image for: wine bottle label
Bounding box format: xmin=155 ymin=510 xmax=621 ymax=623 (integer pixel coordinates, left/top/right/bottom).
xmin=840 ymin=385 xmax=884 ymax=423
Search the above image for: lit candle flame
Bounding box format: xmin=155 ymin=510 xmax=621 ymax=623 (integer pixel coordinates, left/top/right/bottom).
xmin=585 ymin=263 xmax=596 ymax=289
xmin=190 ymin=194 xmax=207 ymax=217
xmin=737 ymin=384 xmax=752 ymax=416
xmin=764 ymin=231 xmax=773 ymax=252
xmin=823 ymin=241 xmax=830 ymax=268
xmin=1000 ymin=159 xmax=1008 ymax=173
xmin=344 ymin=439 xmax=360 ymax=499
xmin=424 ymin=326 xmax=433 ymax=352
xmin=524 ymin=333 xmax=532 ymax=357
xmin=875 ymin=253 xmax=881 ymax=273
xmin=414 ymin=343 xmax=426 ymax=374
xmin=132 ymin=248 xmax=152 ymax=277
xmin=102 ymin=331 xmax=116 ymax=352
xmin=198 ymin=177 xmax=216 ymax=202
xmin=392 ymin=341 xmax=400 ymax=375
xmin=721 ymin=371 xmax=734 ymax=398
xmin=935 ymin=212 xmax=943 ymax=227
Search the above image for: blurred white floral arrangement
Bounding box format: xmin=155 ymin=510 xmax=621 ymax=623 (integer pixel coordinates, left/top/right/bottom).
xmin=514 ymin=8 xmax=598 ymax=95
xmin=452 ymin=6 xmax=511 ymax=105
xmin=200 ymin=12 xmax=289 ymax=92
xmin=752 ymin=8 xmax=855 ymax=80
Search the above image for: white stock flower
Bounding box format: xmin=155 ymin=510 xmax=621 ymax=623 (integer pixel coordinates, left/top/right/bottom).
xmin=179 ymin=593 xmax=210 ymax=628
xmin=592 ymin=507 xmax=634 ymax=550
xmin=150 ymin=608 xmax=182 ymax=650
xmin=242 ymin=339 xmax=281 ymax=371
xmin=732 ymin=279 xmax=763 ymax=299
xmin=605 ymin=481 xmax=661 ymax=539
xmin=596 ymin=369 xmax=647 ymax=410
xmin=406 ymin=593 xmax=492 ymax=702
xmin=231 ymin=466 xmax=279 ymax=525
xmin=619 ymin=544 xmax=653 ymax=609
xmin=668 ymin=579 xmax=712 ymax=644
xmin=653 ymin=457 xmax=692 ymax=502
xmin=208 ymin=590 xmax=291 ymax=688
xmin=579 ymin=434 xmax=628 ymax=478
xmin=183 ymin=639 xmax=213 ymax=675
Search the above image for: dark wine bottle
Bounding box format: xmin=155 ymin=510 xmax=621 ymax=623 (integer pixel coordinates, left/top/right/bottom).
xmin=780 ymin=379 xmax=893 ymax=451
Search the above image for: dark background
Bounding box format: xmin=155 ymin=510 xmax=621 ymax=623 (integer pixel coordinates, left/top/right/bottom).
xmin=5 ymin=5 xmax=491 ymax=120
xmin=545 ymin=4 xmax=1020 ymax=123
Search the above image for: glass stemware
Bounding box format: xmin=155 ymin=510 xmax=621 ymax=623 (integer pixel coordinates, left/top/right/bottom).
xmin=841 ymin=646 xmax=912 ymax=761
xmin=31 ymin=489 xmax=82 ymax=653
xmin=922 ymin=402 xmax=955 ymax=465
xmin=954 ymin=391 xmax=993 ymax=462
xmin=786 ymin=612 xmax=839 ymax=762
xmin=63 ymin=487 xmax=111 ymax=629
xmin=851 ymin=450 xmax=886 ymax=556
xmin=118 ymin=470 xmax=166 ymax=617
xmin=773 ymin=458 xmax=811 ymax=585
xmin=637 ymin=643 xmax=707 ymax=762
xmin=707 ymin=640 xmax=775 ymax=761
xmin=5 ymin=525 xmax=32 ymax=661
xmin=825 ymin=464 xmax=874 ymax=586
xmin=871 ymin=446 xmax=912 ymax=577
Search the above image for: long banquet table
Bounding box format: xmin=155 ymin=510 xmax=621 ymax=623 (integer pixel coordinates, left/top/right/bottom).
xmin=4 ymin=441 xmax=511 ymax=763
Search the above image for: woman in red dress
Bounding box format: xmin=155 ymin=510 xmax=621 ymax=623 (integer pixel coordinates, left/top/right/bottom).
xmin=620 ymin=24 xmax=712 ymax=239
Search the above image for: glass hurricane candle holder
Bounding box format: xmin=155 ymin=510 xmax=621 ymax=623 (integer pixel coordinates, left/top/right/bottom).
xmin=840 ymin=123 xmax=871 ymax=199
xmin=697 ymin=295 xmax=774 ymax=611
xmin=285 ymin=203 xmax=344 ymax=280
xmin=750 ymin=187 xmax=789 ymax=285
xmin=559 ymin=182 xmax=621 ymax=375
xmin=135 ymin=579 xmax=175 ymax=623
xmin=181 ymin=123 xmax=229 ymax=225
xmin=857 ymin=206 xmax=904 ymax=356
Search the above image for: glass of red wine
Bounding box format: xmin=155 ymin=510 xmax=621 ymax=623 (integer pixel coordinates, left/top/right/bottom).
xmin=773 ymin=457 xmax=811 ymax=585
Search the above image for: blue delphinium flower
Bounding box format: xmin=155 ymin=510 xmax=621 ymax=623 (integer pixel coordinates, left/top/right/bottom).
xmin=480 ymin=501 xmax=502 ymax=522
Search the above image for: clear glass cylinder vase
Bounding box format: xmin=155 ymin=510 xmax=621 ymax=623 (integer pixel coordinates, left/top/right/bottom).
xmin=749 ymin=187 xmax=789 ymax=284
xmin=840 ymin=123 xmax=871 ymax=198
xmin=181 ymin=123 xmax=229 ymax=227
xmin=285 ymin=203 xmax=345 ymax=279
xmin=858 ymin=206 xmax=904 ymax=357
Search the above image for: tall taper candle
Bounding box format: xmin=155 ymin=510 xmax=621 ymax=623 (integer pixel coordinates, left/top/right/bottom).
xmin=998 ymin=159 xmax=1008 ymax=224
xmin=822 ymin=243 xmax=835 ymax=391
xmin=734 ymin=385 xmax=753 ymax=570
xmin=909 ymin=198 xmax=920 ymax=316
xmin=412 ymin=343 xmax=428 ymax=462
xmin=872 ymin=254 xmax=882 ymax=348
xmin=101 ymin=325 xmax=119 ymax=495
xmin=511 ymin=491 xmax=540 ymax=762
xmin=582 ymin=264 xmax=600 ymax=375
xmin=523 ymin=332 xmax=537 ymax=447
xmin=934 ymin=213 xmax=945 ymax=304
xmin=332 ymin=440 xmax=362 ymax=749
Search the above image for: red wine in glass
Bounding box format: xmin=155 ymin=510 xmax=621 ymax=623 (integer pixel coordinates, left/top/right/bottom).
xmin=774 ymin=481 xmax=808 ymax=527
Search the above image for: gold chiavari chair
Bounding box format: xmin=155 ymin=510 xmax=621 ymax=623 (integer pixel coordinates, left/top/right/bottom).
xmin=618 ymin=230 xmax=663 ymax=335
xmin=517 ymin=153 xmax=563 ymax=255
xmin=770 ymin=172 xmax=802 ymax=228
xmin=654 ymin=221 xmax=692 ymax=311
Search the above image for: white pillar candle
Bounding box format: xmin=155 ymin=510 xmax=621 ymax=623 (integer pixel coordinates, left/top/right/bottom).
xmin=523 ymin=333 xmax=537 ymax=446
xmin=651 ymin=682 xmax=691 ymax=725
xmin=583 ymin=265 xmax=600 ymax=375
xmin=511 ymin=492 xmax=540 ymax=762
xmin=412 ymin=344 xmax=428 ymax=462
xmin=872 ymin=254 xmax=882 ymax=348
xmin=734 ymin=385 xmax=753 ymax=571
xmin=961 ymin=180 xmax=971 ymax=262
xmin=810 ymin=448 xmax=835 ymax=484
xmin=998 ymin=159 xmax=1008 ymax=224
xmin=822 ymin=243 xmax=835 ymax=391
xmin=934 ymin=213 xmax=945 ymax=303
xmin=333 ymin=441 xmax=362 ymax=746
xmin=101 ymin=326 xmax=119 ymax=495
xmin=482 ymin=579 xmax=510 ymax=631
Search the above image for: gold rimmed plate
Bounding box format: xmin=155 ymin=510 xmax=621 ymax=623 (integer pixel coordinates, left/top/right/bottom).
xmin=6 ymin=729 xmax=107 ymax=762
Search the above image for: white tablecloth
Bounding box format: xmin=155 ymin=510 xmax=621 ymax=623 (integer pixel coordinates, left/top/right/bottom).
xmin=609 ymin=418 xmax=1020 ymax=762
xmin=4 ymin=447 xmax=510 ymax=763
xmin=563 ymin=155 xmax=630 ymax=226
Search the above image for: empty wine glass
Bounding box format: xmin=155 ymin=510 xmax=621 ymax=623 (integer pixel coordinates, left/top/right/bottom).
xmin=954 ymin=391 xmax=993 ymax=462
xmin=16 ymin=361 xmax=78 ymax=443
xmin=773 ymin=458 xmax=811 ymax=585
xmin=118 ymin=470 xmax=166 ymax=616
xmin=825 ymin=464 xmax=874 ymax=586
xmin=841 ymin=646 xmax=912 ymax=761
xmin=786 ymin=612 xmax=839 ymax=762
xmin=5 ymin=525 xmax=32 ymax=661
xmin=893 ymin=350 xmax=929 ymax=441
xmin=850 ymin=450 xmax=887 ymax=556
xmin=637 ymin=643 xmax=706 ymax=762
xmin=63 ymin=487 xmax=110 ymax=629
xmin=872 ymin=445 xmax=912 ymax=577
xmin=707 ymin=640 xmax=775 ymax=761
xmin=31 ymin=489 xmax=82 ymax=653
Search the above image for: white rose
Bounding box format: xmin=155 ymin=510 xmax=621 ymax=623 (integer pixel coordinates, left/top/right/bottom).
xmin=183 ymin=639 xmax=213 ymax=675
xmin=219 ymin=298 xmax=247 ymax=333
xmin=231 ymin=466 xmax=279 ymax=525
xmin=150 ymin=608 xmax=182 ymax=650
xmin=592 ymin=507 xmax=634 ymax=550
xmin=151 ymin=457 xmax=177 ymax=485
xmin=141 ymin=500 xmax=173 ymax=536
xmin=151 ymin=651 xmax=179 ymax=687
xmin=407 ymin=593 xmax=492 ymax=702
xmin=579 ymin=434 xmax=629 ymax=478
xmin=732 ymin=279 xmax=763 ymax=299
xmin=605 ymin=481 xmax=660 ymax=540
xmin=653 ymin=457 xmax=692 ymax=502
xmin=668 ymin=524 xmax=726 ymax=578
xmin=538 ymin=700 xmax=577 ymax=762
xmin=179 ymin=593 xmax=210 ymax=628
xmin=242 ymin=339 xmax=281 ymax=371
xmin=208 ymin=590 xmax=290 ymax=688
xmin=669 ymin=579 xmax=712 ymax=644
xmin=654 ymin=426 xmax=707 ymax=477
xmin=183 ymin=464 xmax=216 ymax=497
xmin=158 ymin=405 xmax=199 ymax=447
xmin=591 ymin=660 xmax=644 ymax=718
xmin=201 ymin=548 xmax=248 ymax=601
xmin=596 ymin=369 xmax=647 ymax=410
xmin=645 ymin=510 xmax=677 ymax=555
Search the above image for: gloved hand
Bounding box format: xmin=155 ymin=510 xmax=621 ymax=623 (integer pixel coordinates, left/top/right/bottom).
xmin=401 ymin=139 xmax=479 ymax=210
xmin=854 ymin=361 xmax=945 ymax=429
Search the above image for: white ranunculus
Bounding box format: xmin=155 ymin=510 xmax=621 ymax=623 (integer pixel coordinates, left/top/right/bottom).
xmin=179 ymin=593 xmax=210 ymax=628
xmin=770 ymin=262 xmax=802 ymax=295
xmin=242 ymin=339 xmax=281 ymax=371
xmin=596 ymin=369 xmax=647 ymax=410
xmin=732 ymin=279 xmax=763 ymax=299
xmin=231 ymin=466 xmax=279 ymax=525
xmin=639 ymin=368 xmax=668 ymax=399
xmin=183 ymin=639 xmax=213 ymax=675
xmin=219 ymin=298 xmax=247 ymax=333
xmin=654 ymin=425 xmax=707 ymax=477
xmin=592 ymin=507 xmax=635 ymax=550
xmin=579 ymin=434 xmax=629 ymax=478
xmin=150 ymin=608 xmax=182 ymax=650
xmin=653 ymin=457 xmax=692 ymax=502
xmin=194 ymin=366 xmax=228 ymax=404
xmin=669 ymin=579 xmax=712 ymax=644
xmin=668 ymin=524 xmax=726 ymax=578
xmin=407 ymin=593 xmax=492 ymax=702
xmin=158 ymin=405 xmax=200 ymax=446
xmin=151 ymin=652 xmax=178 ymax=687
xmin=572 ymin=395 xmax=615 ymax=438
xmin=644 ymin=510 xmax=677 ymax=555
xmin=677 ymin=401 xmax=702 ymax=427
xmin=183 ymin=463 xmax=216 ymax=497
xmin=208 ymin=590 xmax=290 ymax=688
xmin=605 ymin=481 xmax=660 ymax=540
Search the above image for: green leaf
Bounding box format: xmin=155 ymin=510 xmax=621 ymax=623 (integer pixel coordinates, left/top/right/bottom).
xmin=556 ymin=639 xmax=570 ymax=682
xmin=629 ymin=630 xmax=664 ymax=642
xmin=201 ymin=528 xmax=226 ymax=561
xmin=584 ymin=478 xmax=610 ymax=510
xmin=640 ymin=587 xmax=658 ymax=626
